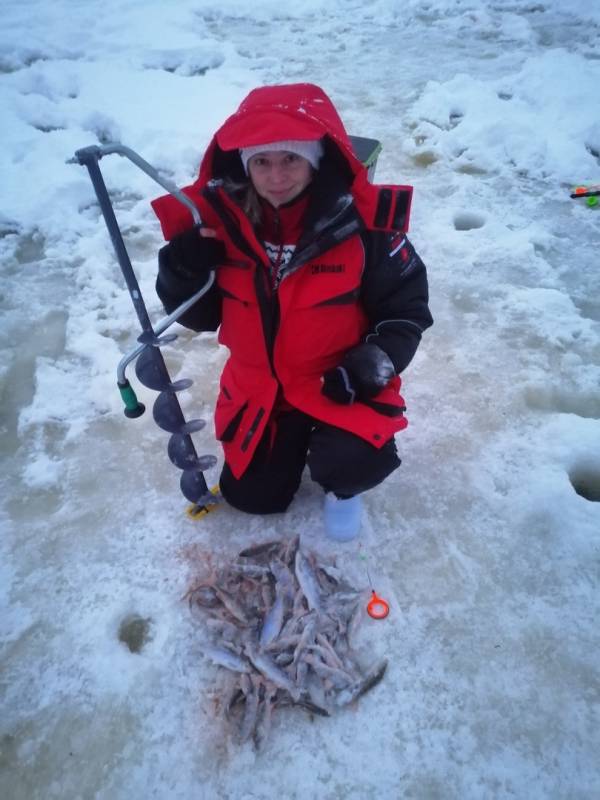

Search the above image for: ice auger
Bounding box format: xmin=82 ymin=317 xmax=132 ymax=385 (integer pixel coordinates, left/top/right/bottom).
xmin=70 ymin=144 xmax=218 ymax=513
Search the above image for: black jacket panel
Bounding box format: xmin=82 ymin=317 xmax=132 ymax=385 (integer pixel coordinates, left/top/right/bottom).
xmin=360 ymin=232 xmax=433 ymax=373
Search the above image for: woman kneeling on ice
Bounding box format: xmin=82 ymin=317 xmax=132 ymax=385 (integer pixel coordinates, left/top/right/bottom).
xmin=153 ymin=83 xmax=433 ymax=540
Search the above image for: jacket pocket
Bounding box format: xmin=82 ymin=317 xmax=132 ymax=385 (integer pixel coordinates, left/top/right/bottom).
xmin=215 ymin=384 xmax=248 ymax=443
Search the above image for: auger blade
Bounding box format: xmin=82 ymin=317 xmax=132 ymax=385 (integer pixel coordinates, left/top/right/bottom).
xmin=168 ymin=433 xmax=217 ymax=472
xmin=180 ymin=419 xmax=207 ymax=435
xmin=152 ymin=391 xmax=186 ymax=433
xmin=135 ymin=346 xmax=193 ymax=392
xmin=180 ymin=468 xmax=212 ymax=504
xmin=167 ymin=432 xmax=197 ymax=468
xmin=196 ymin=454 xmax=218 ymax=470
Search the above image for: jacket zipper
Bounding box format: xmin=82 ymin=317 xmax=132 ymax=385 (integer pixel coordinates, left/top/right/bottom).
xmin=203 ymin=186 xmax=282 ymax=384
xmin=271 ymin=209 xmax=285 ymax=290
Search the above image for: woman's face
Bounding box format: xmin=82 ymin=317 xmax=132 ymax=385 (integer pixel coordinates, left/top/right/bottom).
xmin=247 ymin=151 xmax=313 ymax=207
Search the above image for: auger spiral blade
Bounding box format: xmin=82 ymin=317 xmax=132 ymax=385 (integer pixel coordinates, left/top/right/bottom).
xmin=180 ymin=419 xmax=207 ymax=434
xmin=167 ymin=431 xmax=216 ymax=471
xmin=180 ymin=468 xmax=216 ymax=504
xmin=152 ymin=391 xmax=186 ymax=433
xmin=196 ymin=454 xmax=218 ymax=470
xmin=152 ymin=391 xmax=209 ymax=436
xmin=135 ymin=346 xmax=193 ymax=392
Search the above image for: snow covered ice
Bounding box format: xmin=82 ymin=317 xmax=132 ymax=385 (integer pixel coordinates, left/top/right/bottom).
xmin=1 ymin=0 xmax=600 ymax=797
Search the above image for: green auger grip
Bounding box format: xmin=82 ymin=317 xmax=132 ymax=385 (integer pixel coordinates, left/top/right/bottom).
xmin=118 ymin=380 xmax=145 ymax=418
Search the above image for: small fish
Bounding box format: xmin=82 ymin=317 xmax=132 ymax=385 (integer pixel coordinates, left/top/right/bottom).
xmin=275 ymin=692 xmax=330 ymax=717
xmin=295 ymin=657 xmax=309 ymax=690
xmin=279 ymin=613 xmax=303 ymax=639
xmin=239 ymin=540 xmax=282 ymax=561
xmin=315 ymin=633 xmax=345 ymax=667
xmin=229 ymin=562 xmax=270 ymax=579
xmin=330 ymin=589 xmax=363 ymax=604
xmin=261 ymin=581 xmax=274 ymax=610
xmin=281 ymin=534 xmax=300 ymax=568
xmin=205 ymin=618 xmax=243 ymax=644
xmin=335 ymin=659 xmax=388 ymax=706
xmin=346 ymin=601 xmax=364 ymax=646
xmin=187 ymin=585 xmax=220 ymax=609
xmin=213 ymin=587 xmax=249 ymax=625
xmin=204 ymin=645 xmax=251 ymax=673
xmin=245 ymin=644 xmax=301 ymax=701
xmin=295 ymin=697 xmax=330 ymax=717
xmin=274 ymin=652 xmax=294 ymax=667
xmin=294 ymin=550 xmax=322 ymax=612
xmin=303 ymin=654 xmax=354 ymax=688
xmin=270 ymin=560 xmax=296 ymax=602
xmin=259 ymin=591 xmax=285 ymax=647
xmin=224 ymin=686 xmax=245 ymax=719
xmin=265 ymin=634 xmax=301 ymax=653
xmin=310 ymin=643 xmax=344 ymax=672
xmin=317 ymin=562 xmax=343 ymax=584
xmin=292 ymin=612 xmax=317 ymax=664
xmin=292 ymin=586 xmax=307 ymax=617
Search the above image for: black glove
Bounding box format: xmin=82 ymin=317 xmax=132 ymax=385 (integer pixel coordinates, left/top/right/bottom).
xmin=165 ymin=226 xmax=225 ymax=283
xmin=321 ymin=343 xmax=396 ymax=405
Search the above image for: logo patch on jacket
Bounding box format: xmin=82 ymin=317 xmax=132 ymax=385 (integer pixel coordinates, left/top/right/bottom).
xmin=389 ymin=233 xmax=407 ymax=259
xmin=389 ymin=233 xmax=419 ymax=276
xmin=311 ymin=263 xmax=345 ymax=274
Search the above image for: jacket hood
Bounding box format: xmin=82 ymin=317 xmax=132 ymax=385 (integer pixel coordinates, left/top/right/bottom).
xmin=198 ymin=83 xmax=365 ymax=186
xmin=152 ymin=83 xmax=414 ymax=242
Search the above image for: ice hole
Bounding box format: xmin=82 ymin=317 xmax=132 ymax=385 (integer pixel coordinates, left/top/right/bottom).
xmin=572 ymin=298 xmax=600 ymax=322
xmin=569 ymin=466 xmax=600 ymax=502
xmin=453 ymin=212 xmax=486 ymax=231
xmin=586 ymin=144 xmax=600 ymax=163
xmin=412 ymin=151 xmax=438 ymax=167
xmin=524 ymin=386 xmax=600 ymax=420
xmin=15 ymin=232 xmax=46 ymax=264
xmin=455 ymin=163 xmax=488 ymax=176
xmin=451 ymin=291 xmax=480 ymax=312
xmin=118 ymin=615 xmax=154 ymax=653
xmin=33 ymin=124 xmax=65 ymax=133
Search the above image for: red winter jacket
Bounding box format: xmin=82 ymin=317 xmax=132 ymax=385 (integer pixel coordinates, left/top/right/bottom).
xmin=153 ymin=84 xmax=433 ymax=478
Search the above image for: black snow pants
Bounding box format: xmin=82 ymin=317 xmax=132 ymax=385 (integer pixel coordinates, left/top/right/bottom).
xmin=219 ymin=409 xmax=401 ymax=514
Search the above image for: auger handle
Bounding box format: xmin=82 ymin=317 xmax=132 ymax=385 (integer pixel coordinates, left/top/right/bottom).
xmin=70 ymin=144 xmax=202 ymax=225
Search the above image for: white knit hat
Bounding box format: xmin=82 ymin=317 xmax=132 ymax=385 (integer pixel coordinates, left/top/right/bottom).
xmin=240 ymin=139 xmax=324 ymax=173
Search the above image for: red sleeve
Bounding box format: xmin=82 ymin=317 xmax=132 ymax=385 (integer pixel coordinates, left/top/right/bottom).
xmin=150 ymin=183 xmax=217 ymax=241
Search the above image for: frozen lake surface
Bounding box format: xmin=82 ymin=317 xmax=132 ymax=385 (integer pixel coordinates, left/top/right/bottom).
xmin=1 ymin=1 xmax=600 ymax=798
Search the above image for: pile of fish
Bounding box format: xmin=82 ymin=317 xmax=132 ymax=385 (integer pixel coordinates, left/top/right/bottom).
xmin=187 ymin=536 xmax=387 ymax=749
